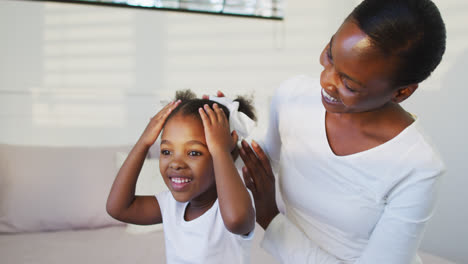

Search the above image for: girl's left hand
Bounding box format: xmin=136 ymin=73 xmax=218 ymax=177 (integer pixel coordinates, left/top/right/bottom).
xmin=199 ymin=103 xmax=238 ymax=155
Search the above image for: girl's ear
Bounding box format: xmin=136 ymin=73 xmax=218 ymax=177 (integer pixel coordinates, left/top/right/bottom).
xmin=230 ymin=130 xmax=240 ymax=160
xmin=231 ymin=130 xmax=239 ymax=151
xmin=391 ymin=84 xmax=418 ymax=104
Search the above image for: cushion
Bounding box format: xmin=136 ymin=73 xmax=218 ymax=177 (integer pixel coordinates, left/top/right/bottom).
xmin=114 ymin=152 xmax=168 ymax=234
xmin=0 ymin=144 xmax=130 ymax=233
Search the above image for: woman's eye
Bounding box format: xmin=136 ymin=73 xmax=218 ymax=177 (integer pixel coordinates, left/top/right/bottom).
xmin=343 ymin=80 xmax=357 ymax=93
xmin=326 ymin=44 xmax=333 ymax=62
xmin=161 ymin=150 xmax=171 ymax=155
xmin=345 ymin=85 xmax=356 ymax=92
xmin=188 ymin=151 xmax=202 ymax=156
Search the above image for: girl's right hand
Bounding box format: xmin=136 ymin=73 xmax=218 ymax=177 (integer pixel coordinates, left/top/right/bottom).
xmin=139 ymin=100 xmax=181 ymax=147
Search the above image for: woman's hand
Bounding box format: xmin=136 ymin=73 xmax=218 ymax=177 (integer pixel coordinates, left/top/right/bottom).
xmin=139 ymin=100 xmax=181 ymax=147
xmin=202 ymin=90 xmax=225 ymax=100
xmin=240 ymin=140 xmax=279 ymax=230
xmin=199 ymin=103 xmax=237 ymax=155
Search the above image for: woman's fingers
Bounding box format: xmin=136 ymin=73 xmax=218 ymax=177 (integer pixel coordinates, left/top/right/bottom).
xmin=216 ymin=91 xmax=225 ymax=97
xmin=251 ymin=140 xmax=274 ymax=180
xmin=239 ymin=140 xmax=263 ymax=188
xmin=242 ymin=166 xmax=257 ymax=193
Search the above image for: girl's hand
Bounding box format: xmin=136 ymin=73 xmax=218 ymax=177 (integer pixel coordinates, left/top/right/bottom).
xmin=140 ymin=100 xmax=181 ymax=147
xmin=199 ymin=103 xmax=237 ymax=155
xmin=239 ymin=140 xmax=279 ymax=230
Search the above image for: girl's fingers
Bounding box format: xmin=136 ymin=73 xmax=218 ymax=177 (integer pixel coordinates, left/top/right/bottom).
xmin=198 ymin=107 xmax=211 ymax=127
xmin=213 ymin=103 xmax=227 ymax=123
xmin=203 ymin=104 xmax=217 ymax=124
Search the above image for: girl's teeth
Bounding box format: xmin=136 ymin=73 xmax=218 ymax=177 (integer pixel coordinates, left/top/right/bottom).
xmin=171 ymin=177 xmax=191 ymax=184
xmin=322 ymin=89 xmax=338 ymax=102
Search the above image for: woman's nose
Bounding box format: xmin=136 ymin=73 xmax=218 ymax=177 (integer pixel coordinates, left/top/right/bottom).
xmin=320 ymin=65 xmax=339 ymax=93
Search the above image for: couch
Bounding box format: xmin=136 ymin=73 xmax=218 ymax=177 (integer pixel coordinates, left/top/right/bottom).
xmin=0 ymin=144 xmax=454 ymax=263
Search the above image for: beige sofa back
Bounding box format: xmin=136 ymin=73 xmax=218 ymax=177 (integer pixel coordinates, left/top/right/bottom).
xmin=0 ymin=144 xmax=130 ymax=233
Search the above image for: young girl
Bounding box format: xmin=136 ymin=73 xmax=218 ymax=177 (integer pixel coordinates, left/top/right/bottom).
xmin=106 ymin=90 xmax=256 ymax=263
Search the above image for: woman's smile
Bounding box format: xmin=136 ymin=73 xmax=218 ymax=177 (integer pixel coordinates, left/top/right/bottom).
xmin=321 ymin=88 xmax=340 ymax=103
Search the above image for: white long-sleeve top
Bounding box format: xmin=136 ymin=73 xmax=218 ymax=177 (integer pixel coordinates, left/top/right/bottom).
xmin=257 ymin=75 xmax=446 ymax=264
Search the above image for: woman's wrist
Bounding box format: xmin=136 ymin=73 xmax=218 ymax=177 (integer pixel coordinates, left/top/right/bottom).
xmin=258 ymin=207 xmax=280 ymax=230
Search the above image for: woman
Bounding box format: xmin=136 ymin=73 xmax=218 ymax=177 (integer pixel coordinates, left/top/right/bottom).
xmin=239 ymin=0 xmax=447 ymax=263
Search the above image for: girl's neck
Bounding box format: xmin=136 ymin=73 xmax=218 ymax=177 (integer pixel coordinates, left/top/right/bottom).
xmin=184 ymin=188 xmax=217 ymax=221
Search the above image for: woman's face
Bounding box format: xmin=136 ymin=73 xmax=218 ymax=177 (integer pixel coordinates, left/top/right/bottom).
xmin=319 ymin=20 xmax=399 ymax=114
xmin=159 ymin=114 xmax=217 ymax=204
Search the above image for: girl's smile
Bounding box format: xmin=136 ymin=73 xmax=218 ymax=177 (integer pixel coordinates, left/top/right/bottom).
xmin=159 ymin=114 xmax=217 ymax=205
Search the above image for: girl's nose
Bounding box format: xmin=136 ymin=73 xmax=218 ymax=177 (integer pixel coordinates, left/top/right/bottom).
xmin=169 ymin=159 xmax=187 ymax=170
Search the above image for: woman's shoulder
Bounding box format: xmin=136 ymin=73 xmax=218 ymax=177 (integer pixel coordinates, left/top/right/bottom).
xmin=276 ymin=75 xmax=320 ymax=95
xmin=389 ymin=119 xmax=446 ymax=179
xmin=274 ymin=75 xmax=321 ymax=102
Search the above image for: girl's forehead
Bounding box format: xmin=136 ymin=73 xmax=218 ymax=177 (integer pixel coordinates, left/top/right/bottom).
xmin=162 ymin=114 xmax=206 ymax=142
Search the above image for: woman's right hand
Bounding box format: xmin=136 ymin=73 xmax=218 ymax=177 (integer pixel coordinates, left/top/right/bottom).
xmin=240 ymin=140 xmax=280 ymax=230
xmin=139 ymin=100 xmax=181 ymax=147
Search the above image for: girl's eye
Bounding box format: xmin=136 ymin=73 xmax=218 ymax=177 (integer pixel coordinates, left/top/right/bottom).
xmin=161 ymin=150 xmax=171 ymax=156
xmin=188 ymin=151 xmax=202 ymax=156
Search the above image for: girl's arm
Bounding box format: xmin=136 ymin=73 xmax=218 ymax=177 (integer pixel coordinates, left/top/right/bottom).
xmin=106 ymin=101 xmax=180 ymax=225
xmin=199 ymin=104 xmax=255 ymax=235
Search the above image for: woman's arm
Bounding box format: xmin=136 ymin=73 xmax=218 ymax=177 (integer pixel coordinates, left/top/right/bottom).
xmin=254 ymin=166 xmax=443 ymax=264
xmin=106 ymin=101 xmax=180 ymax=225
xmin=199 ymin=104 xmax=255 ymax=235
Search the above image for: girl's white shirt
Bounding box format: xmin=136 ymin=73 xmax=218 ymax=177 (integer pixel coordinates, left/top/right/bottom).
xmin=156 ymin=190 xmax=254 ymax=264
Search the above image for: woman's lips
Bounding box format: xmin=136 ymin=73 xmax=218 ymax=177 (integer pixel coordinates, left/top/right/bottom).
xmin=321 ymin=88 xmax=340 ymax=104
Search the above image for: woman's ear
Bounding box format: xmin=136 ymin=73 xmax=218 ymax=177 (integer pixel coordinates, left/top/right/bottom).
xmin=391 ymin=84 xmax=418 ymax=104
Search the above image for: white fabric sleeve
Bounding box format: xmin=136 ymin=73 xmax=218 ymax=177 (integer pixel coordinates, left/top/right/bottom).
xmin=261 ymin=214 xmax=346 ymax=263
xmin=254 ymin=85 xmax=283 ymax=174
xmin=239 ymin=188 xmax=256 ymax=240
xmin=261 ymin=169 xmax=444 ymax=264
xmin=155 ymin=190 xmax=170 ymax=214
xmin=356 ymin=169 xmax=444 ymax=264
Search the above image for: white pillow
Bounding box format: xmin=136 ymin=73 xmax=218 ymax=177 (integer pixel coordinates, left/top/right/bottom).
xmin=0 ymin=144 xmax=129 ymax=233
xmin=114 ymin=152 xmax=168 ymax=234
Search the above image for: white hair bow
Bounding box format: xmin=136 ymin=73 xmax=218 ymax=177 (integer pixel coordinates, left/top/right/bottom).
xmin=209 ymin=96 xmax=256 ymax=147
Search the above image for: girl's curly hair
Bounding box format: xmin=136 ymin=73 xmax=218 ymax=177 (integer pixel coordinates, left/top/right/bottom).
xmin=166 ymin=89 xmax=256 ymax=122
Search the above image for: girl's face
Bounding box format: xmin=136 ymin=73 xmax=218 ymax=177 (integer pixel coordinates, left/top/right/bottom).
xmin=159 ymin=114 xmax=217 ymax=204
xmin=319 ymin=20 xmax=400 ymax=114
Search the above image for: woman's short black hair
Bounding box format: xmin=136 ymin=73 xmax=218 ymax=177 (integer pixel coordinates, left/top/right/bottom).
xmin=166 ymin=89 xmax=256 ymax=123
xmin=348 ymin=0 xmax=446 ymax=86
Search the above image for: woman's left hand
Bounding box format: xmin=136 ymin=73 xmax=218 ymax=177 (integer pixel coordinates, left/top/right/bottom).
xmin=240 ymin=140 xmax=279 ymax=230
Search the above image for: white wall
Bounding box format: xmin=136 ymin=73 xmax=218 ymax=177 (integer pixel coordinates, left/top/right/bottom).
xmin=1 ymin=0 xmax=467 ymax=262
